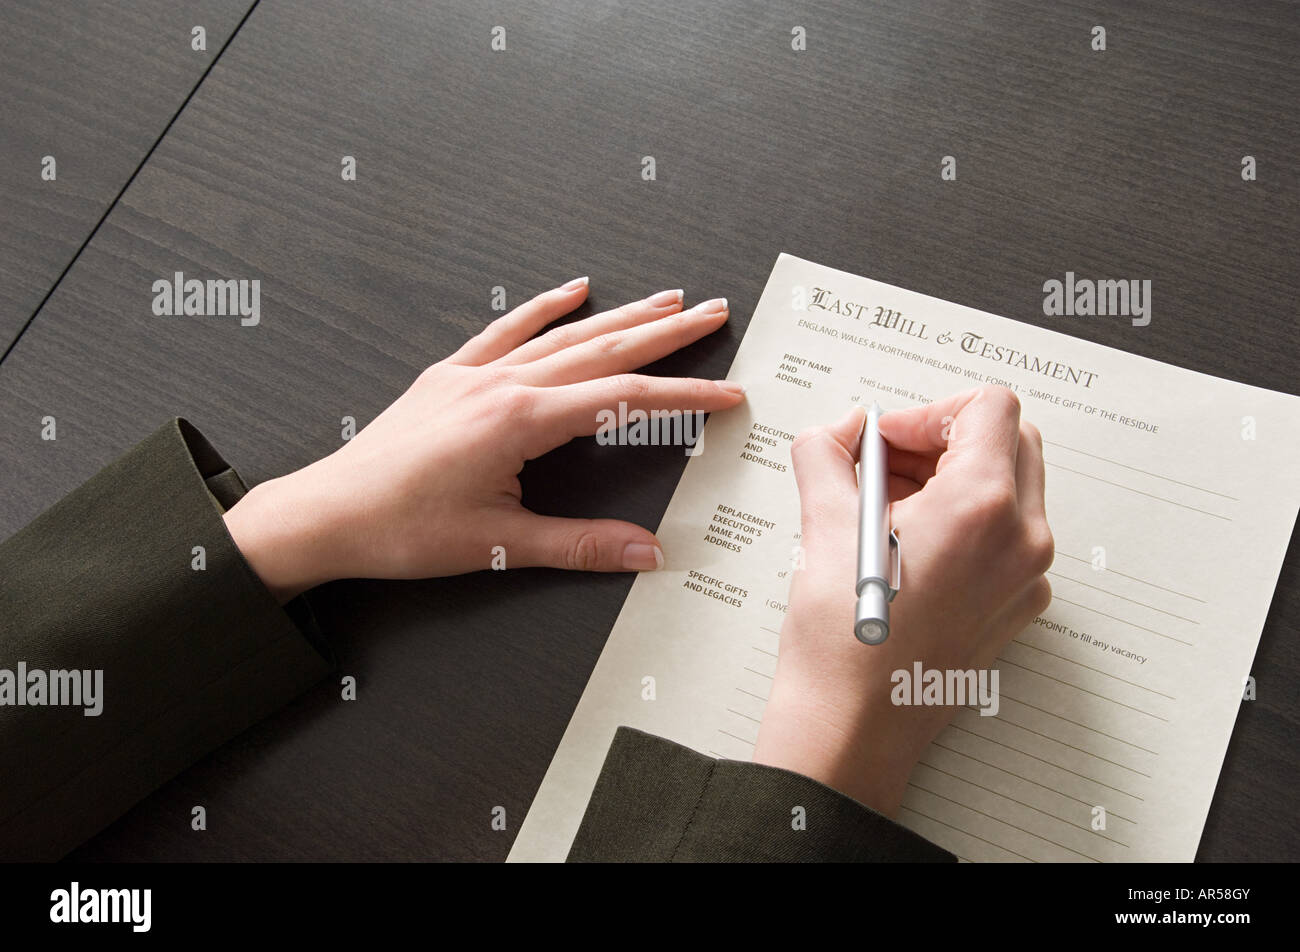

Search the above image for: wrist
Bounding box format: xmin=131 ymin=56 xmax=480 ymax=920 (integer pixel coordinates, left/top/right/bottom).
xmin=222 ymin=469 xmax=342 ymax=604
xmin=754 ymin=668 xmax=924 ymax=817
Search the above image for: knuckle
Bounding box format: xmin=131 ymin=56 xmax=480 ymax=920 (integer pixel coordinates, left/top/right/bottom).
xmin=688 ymin=377 xmax=714 ymax=402
xmin=1023 ymin=521 xmax=1056 ymax=574
xmin=1021 ymin=420 xmax=1043 ymax=448
xmin=614 ymin=373 xmax=652 ymax=401
xmin=567 ymin=531 xmax=603 ymax=572
xmin=961 ymin=480 xmax=1018 ymax=526
xmin=498 ymin=384 xmax=536 ymax=417
xmin=592 ymin=332 xmax=623 ymax=356
xmin=1030 ymin=576 xmax=1053 ymax=615
xmin=471 ymin=365 xmax=514 ymax=391
xmin=541 ymin=325 xmax=577 ymax=350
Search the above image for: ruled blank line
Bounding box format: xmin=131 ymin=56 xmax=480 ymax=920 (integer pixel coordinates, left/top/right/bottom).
xmin=750 ymin=645 xmax=778 ymax=658
xmin=1011 ymin=638 xmax=1176 ymax=701
xmin=727 ymin=707 xmax=762 ymax=724
xmin=742 ymin=667 xmax=773 ymax=679
xmin=908 ymin=781 xmax=1104 ymax=861
xmin=1048 ymin=571 xmax=1200 ymax=624
xmin=998 ymin=692 xmax=1159 ymax=756
xmin=899 ymin=805 xmax=1036 ymax=862
xmin=947 ymin=724 xmax=1145 ymax=800
xmin=1046 ymin=461 xmax=1231 ymax=521
xmin=928 ymin=742 xmax=1137 ymax=824
xmin=1052 ymin=596 xmax=1194 ymax=646
xmin=960 ymin=707 xmax=1152 ymax=778
xmin=735 ymin=686 xmax=769 ymax=702
xmin=1054 ymin=551 xmax=1205 ymax=603
xmin=1043 ymin=439 xmax=1238 ymax=501
xmin=997 ymin=657 xmax=1169 ymax=721
xmin=718 ymin=729 xmax=755 ymax=747
xmin=916 ymin=760 xmax=1131 ymax=845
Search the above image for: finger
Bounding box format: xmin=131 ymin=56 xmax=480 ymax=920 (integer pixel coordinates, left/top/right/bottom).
xmin=875 ymin=390 xmax=979 ymax=454
xmin=448 ymin=277 xmax=590 ymax=365
xmin=495 ymin=289 xmax=684 ymax=366
xmin=878 ymin=386 xmax=1021 ymax=483
xmin=889 ymin=473 xmax=923 ymax=502
xmin=527 ymin=374 xmax=745 ymax=454
xmin=1015 ymin=421 xmax=1047 ymax=519
xmin=889 ymin=447 xmax=938 ymax=486
xmin=513 ymin=297 xmax=729 ymax=386
xmin=502 ymin=513 xmax=665 ymax=573
xmin=790 ymin=405 xmax=866 ymax=550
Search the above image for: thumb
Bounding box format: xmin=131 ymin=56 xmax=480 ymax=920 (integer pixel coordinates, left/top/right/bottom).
xmin=504 ymin=513 xmax=665 ymax=572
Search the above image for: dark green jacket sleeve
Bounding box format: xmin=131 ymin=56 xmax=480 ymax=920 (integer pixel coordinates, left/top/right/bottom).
xmin=0 ymin=419 xmax=333 ymax=861
xmin=568 ymin=726 xmax=955 ymax=862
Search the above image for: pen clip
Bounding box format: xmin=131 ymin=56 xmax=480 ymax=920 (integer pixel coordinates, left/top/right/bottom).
xmin=887 ymin=528 xmax=901 ymax=599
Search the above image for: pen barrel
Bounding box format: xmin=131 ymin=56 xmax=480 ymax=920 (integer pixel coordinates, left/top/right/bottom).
xmin=855 ymin=405 xmax=892 ymax=644
xmin=856 ymin=406 xmax=891 ymax=592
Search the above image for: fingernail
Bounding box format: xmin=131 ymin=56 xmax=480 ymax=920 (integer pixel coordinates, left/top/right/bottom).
xmin=623 ymin=542 xmax=664 ymax=571
xmin=696 ymin=297 xmax=728 ymax=316
xmin=562 ymin=276 xmax=589 ymax=291
xmin=716 ymin=380 xmax=746 ymax=396
xmin=647 ymin=288 xmax=684 ymax=307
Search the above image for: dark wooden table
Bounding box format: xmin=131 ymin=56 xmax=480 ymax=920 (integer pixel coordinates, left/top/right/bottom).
xmin=0 ymin=0 xmax=256 ymax=355
xmin=1 ymin=0 xmax=1295 ymax=861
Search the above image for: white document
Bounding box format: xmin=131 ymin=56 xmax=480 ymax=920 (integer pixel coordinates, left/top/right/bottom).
xmin=509 ymin=253 xmax=1300 ymax=862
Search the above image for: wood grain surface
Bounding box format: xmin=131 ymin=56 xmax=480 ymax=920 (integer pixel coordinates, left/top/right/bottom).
xmin=0 ymin=0 xmax=257 ymax=355
xmin=0 ymin=0 xmax=1295 ymax=860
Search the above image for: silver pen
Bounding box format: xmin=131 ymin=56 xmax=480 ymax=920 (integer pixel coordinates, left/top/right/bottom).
xmin=855 ymin=402 xmax=901 ymax=644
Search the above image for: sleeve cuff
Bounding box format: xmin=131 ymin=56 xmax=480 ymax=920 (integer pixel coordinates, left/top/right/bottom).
xmin=567 ymin=726 xmax=956 ymax=862
xmin=176 ymin=418 xmax=334 ymax=666
xmin=0 ymin=418 xmax=333 ymax=860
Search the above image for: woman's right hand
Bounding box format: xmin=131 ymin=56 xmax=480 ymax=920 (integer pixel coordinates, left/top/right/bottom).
xmin=753 ymin=386 xmax=1055 ymax=817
